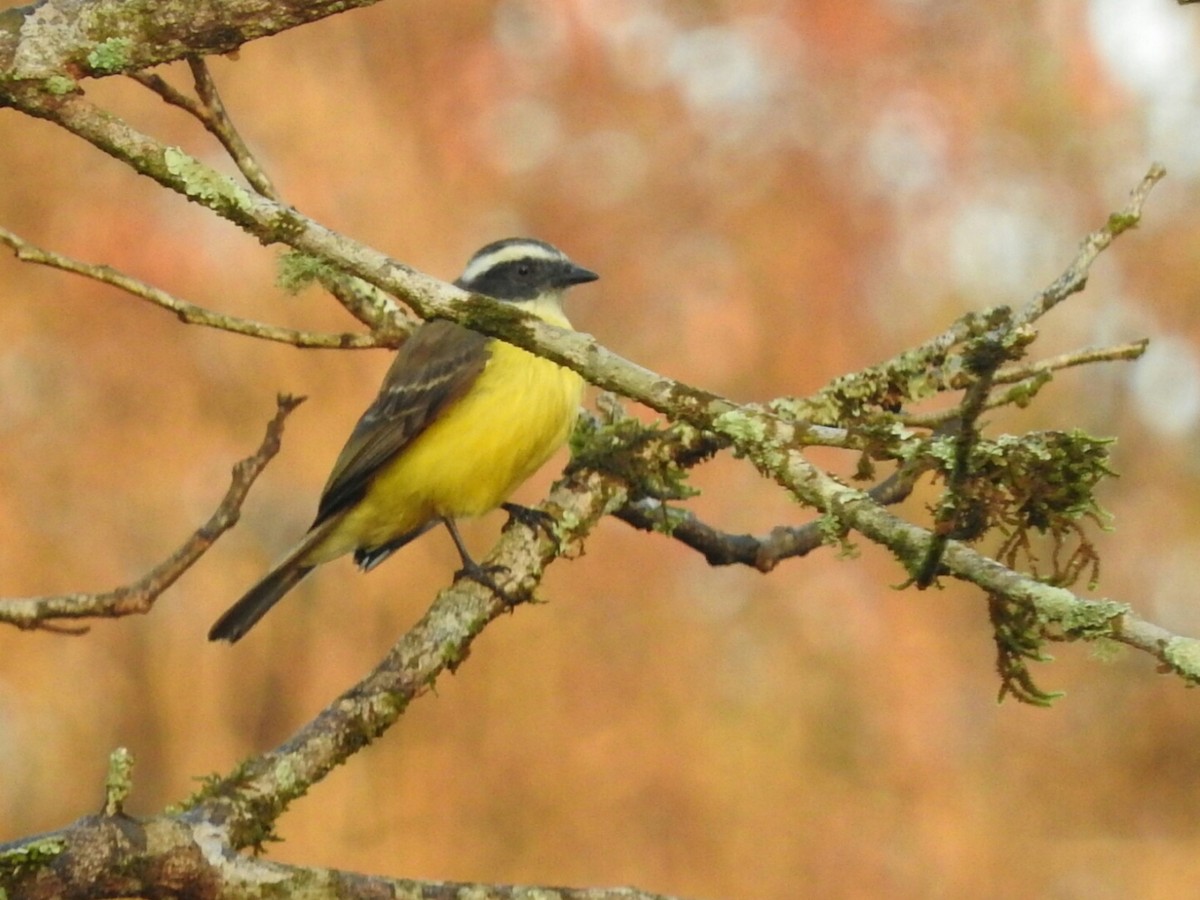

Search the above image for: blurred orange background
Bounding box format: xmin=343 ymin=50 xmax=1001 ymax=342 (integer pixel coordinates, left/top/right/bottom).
xmin=4 ymin=1 xmax=1200 ymax=897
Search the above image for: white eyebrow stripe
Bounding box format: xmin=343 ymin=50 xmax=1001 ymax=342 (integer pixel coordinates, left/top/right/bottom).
xmin=458 ymin=241 xmax=564 ymax=284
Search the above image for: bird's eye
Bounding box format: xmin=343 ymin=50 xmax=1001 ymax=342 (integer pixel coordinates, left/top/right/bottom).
xmin=516 ymin=263 xmax=531 ymax=277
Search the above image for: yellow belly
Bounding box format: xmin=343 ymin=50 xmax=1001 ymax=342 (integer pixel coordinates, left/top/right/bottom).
xmin=310 ymin=339 xmax=583 ymax=562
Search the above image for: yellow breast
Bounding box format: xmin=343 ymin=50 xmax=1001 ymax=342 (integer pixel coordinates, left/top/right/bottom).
xmin=322 ymin=328 xmax=584 ymax=558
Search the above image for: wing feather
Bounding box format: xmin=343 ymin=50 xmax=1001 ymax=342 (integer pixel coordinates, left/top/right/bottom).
xmin=314 ymin=320 xmax=490 ymax=524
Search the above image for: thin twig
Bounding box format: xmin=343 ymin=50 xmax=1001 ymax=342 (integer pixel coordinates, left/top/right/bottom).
xmin=132 ymin=62 xmax=278 ymax=199
xmin=900 ymin=340 xmax=1149 ymax=429
xmin=992 ymin=340 xmax=1149 ymax=384
xmin=0 ymin=396 xmax=305 ymax=631
xmin=1014 ymin=164 xmax=1166 ymax=326
xmin=131 ymin=65 xmax=407 ymax=334
xmin=0 ymin=227 xmax=384 ymax=348
xmin=614 ymin=456 xmax=933 ymax=571
xmin=129 ymin=71 xmax=208 ymax=121
xmin=189 ymin=57 xmax=280 ymax=198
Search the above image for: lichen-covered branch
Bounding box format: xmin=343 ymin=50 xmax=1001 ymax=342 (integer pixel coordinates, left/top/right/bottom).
xmin=0 ymin=227 xmax=384 ymax=348
xmin=6 ymin=70 xmax=1190 ymax=689
xmin=132 ymin=58 xmax=281 ymax=199
xmin=0 ymin=758 xmax=677 ymax=900
xmin=2 ymin=1 xmax=1200 ymax=900
xmin=189 ymin=466 xmax=630 ymax=847
xmin=0 ymin=0 xmax=385 ymax=86
xmin=903 ymin=340 xmax=1148 ymax=429
xmin=0 ymin=85 xmax=766 ymax=433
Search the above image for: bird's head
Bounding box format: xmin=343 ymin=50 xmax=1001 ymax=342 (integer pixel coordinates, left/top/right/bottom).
xmin=454 ymin=238 xmax=598 ymax=315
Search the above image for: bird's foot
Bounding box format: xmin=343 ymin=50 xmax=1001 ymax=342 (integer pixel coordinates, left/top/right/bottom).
xmin=501 ymin=502 xmax=560 ymax=547
xmin=454 ymin=559 xmax=518 ymax=605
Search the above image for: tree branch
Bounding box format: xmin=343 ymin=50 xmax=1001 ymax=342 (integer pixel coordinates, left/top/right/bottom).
xmin=0 ymin=0 xmax=385 ymax=84
xmin=131 ymin=58 xmax=280 ymax=199
xmin=187 ymin=462 xmax=629 ymax=847
xmin=1014 ymin=165 xmax=1166 ymax=326
xmin=902 ymin=340 xmax=1149 ymax=429
xmin=4 ymin=0 xmax=1191 ymax=894
xmin=0 ymin=227 xmax=384 ymax=348
xmin=0 ymin=395 xmax=305 ymax=630
xmin=0 ymin=88 xmax=791 ymax=432
xmin=8 ymin=75 xmax=1187 ymax=686
xmin=1 ymin=769 xmax=677 ymax=900
xmin=614 ymin=454 xmax=933 ymax=571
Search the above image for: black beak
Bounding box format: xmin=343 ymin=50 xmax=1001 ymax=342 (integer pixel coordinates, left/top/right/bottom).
xmin=560 ymin=262 xmax=599 ymax=287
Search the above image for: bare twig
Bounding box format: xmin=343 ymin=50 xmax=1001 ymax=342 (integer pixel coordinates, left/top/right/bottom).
xmin=901 ymin=340 xmax=1149 ymax=429
xmin=1014 ymin=164 xmax=1166 ymax=326
xmin=129 ymin=71 xmax=203 ymax=114
xmin=992 ymin=340 xmax=1149 ymax=384
xmin=0 ymin=395 xmax=305 ymax=630
xmin=0 ymin=227 xmax=383 ymax=348
xmin=133 ymin=62 xmax=409 ymax=335
xmin=131 ymin=62 xmax=279 ymax=199
xmin=614 ymin=455 xmax=933 ymax=571
xmin=187 ymin=56 xmax=279 ymax=197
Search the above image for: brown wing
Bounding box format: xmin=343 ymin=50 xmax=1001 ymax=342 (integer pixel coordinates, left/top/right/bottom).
xmin=313 ymin=320 xmax=490 ymax=525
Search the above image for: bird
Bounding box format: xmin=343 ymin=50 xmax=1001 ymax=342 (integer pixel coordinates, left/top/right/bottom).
xmin=208 ymin=237 xmax=598 ymax=643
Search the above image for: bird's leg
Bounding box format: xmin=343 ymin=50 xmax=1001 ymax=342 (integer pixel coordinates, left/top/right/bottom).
xmin=442 ymin=517 xmax=513 ymax=601
xmin=501 ymin=502 xmax=560 ymax=547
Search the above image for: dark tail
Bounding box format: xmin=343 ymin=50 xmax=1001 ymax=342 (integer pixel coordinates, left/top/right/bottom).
xmin=208 ymin=520 xmax=337 ymax=643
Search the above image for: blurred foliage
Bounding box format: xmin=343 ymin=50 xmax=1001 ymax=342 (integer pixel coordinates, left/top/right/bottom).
xmin=4 ymin=1 xmax=1200 ymax=897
